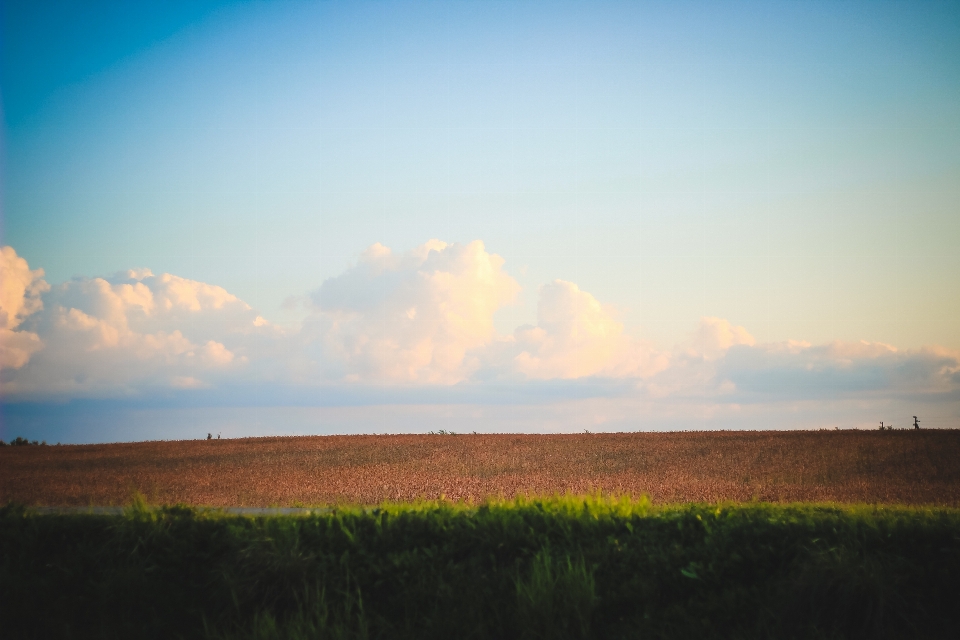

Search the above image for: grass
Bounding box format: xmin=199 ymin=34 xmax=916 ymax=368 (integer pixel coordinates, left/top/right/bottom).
xmin=515 ymin=547 xmax=596 ymax=639
xmin=3 ymin=495 xmax=959 ymax=639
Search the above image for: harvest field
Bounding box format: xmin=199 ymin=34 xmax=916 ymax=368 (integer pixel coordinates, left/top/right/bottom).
xmin=3 ymin=429 xmax=959 ymax=507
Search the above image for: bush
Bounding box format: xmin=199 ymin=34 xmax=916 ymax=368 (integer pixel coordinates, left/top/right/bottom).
xmin=5 ymin=436 xmax=40 ymax=446
xmin=2 ymin=498 xmax=958 ymax=639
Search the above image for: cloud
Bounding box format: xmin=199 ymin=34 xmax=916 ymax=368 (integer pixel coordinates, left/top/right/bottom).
xmin=684 ymin=316 xmax=756 ymax=361
xmin=0 ymin=246 xmax=49 ymax=369
xmin=0 ymin=246 xmax=49 ymax=330
xmin=616 ymin=317 xmax=960 ymax=419
xmin=0 ymin=329 xmax=44 ymax=371
xmin=2 ymin=240 xmax=958 ymax=437
xmin=307 ymin=244 xmax=666 ymax=385
xmin=310 ymin=240 xmax=520 ymax=383
xmin=716 ymin=339 xmax=960 ymax=402
xmin=1 ymin=259 xmax=273 ymax=398
xmin=509 ymin=280 xmax=668 ymax=380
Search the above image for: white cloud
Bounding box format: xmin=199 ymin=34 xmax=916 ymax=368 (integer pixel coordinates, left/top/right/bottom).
xmin=0 ymin=246 xmax=49 ymax=369
xmin=0 ymin=329 xmax=44 ymax=370
xmin=684 ymin=316 xmax=756 ymax=361
xmin=310 ymin=239 xmax=520 ymax=383
xmin=0 ymin=246 xmax=49 ymax=330
xmin=510 ymin=280 xmax=668 ymax=380
xmin=2 ymin=240 xmax=958 ymax=437
xmin=1 ymin=260 xmax=273 ymax=398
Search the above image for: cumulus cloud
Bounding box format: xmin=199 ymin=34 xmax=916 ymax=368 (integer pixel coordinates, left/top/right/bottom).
xmin=0 ymin=329 xmax=44 ymax=371
xmin=308 ymin=243 xmax=666 ymax=385
xmin=2 ymin=257 xmax=273 ymax=398
xmin=510 ymin=280 xmax=668 ymax=379
xmin=0 ymin=246 xmax=49 ymax=369
xmin=684 ymin=316 xmax=756 ymax=361
xmin=3 ymin=239 xmax=958 ymax=434
xmin=310 ymin=240 xmax=520 ymax=383
xmin=0 ymin=247 xmax=49 ymax=330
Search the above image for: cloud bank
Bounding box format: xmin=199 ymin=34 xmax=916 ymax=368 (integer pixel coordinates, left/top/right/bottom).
xmin=2 ymin=242 xmax=957 ymax=434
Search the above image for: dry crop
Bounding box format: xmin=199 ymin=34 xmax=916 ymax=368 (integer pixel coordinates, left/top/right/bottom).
xmin=2 ymin=430 xmax=958 ymax=507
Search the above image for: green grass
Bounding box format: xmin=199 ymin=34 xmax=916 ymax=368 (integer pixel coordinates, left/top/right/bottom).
xmin=2 ymin=495 xmax=958 ymax=639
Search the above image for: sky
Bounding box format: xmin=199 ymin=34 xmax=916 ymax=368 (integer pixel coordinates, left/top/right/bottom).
xmin=2 ymin=0 xmax=959 ymax=443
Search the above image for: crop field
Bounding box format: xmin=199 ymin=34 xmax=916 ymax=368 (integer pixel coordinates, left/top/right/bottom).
xmin=3 ymin=429 xmax=959 ymax=507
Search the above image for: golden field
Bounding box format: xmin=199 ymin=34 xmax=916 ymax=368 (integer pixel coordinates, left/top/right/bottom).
xmin=2 ymin=430 xmax=958 ymax=507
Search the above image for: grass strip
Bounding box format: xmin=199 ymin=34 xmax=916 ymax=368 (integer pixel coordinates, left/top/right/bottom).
xmin=2 ymin=496 xmax=958 ymax=639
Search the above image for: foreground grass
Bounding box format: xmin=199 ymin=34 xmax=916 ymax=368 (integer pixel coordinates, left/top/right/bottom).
xmin=2 ymin=496 xmax=958 ymax=639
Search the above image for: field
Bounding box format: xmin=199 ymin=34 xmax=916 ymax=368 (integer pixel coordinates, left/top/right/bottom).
xmin=5 ymin=431 xmax=960 ymax=638
xmin=3 ymin=430 xmax=959 ymax=507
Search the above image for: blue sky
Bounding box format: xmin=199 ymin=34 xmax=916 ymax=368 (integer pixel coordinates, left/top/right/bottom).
xmin=2 ymin=1 xmax=959 ymax=442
